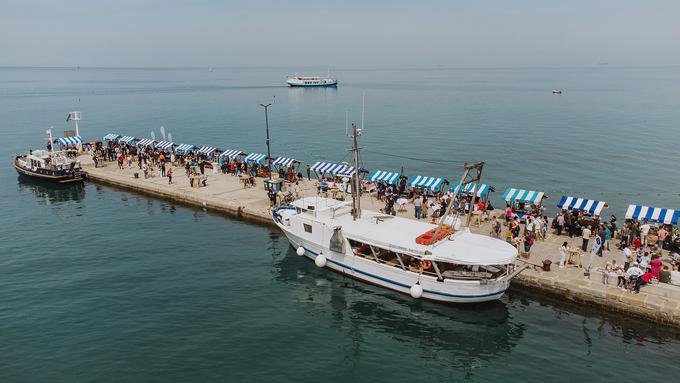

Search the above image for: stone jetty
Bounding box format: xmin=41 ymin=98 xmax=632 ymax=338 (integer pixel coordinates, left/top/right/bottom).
xmin=81 ymin=158 xmax=680 ymax=327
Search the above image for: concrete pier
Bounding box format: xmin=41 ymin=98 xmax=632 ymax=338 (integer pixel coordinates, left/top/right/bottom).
xmin=82 ymin=158 xmax=680 ymax=327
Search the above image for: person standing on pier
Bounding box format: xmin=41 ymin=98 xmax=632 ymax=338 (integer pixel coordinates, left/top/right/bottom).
xmin=167 ymin=167 xmax=173 ymax=184
xmin=556 ymin=212 xmax=565 ymax=235
xmin=588 ymin=235 xmax=602 ymax=271
xmin=306 ymin=164 xmax=311 ymax=180
xmin=581 ymin=225 xmax=591 ymax=251
xmin=559 ymin=242 xmax=568 ymax=268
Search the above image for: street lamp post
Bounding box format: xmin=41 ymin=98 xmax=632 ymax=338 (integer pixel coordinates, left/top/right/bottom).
xmin=259 ymin=103 xmax=273 ymax=181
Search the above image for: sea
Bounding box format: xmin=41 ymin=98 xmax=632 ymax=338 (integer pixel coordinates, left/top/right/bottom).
xmin=1 ymin=66 xmax=679 ymax=382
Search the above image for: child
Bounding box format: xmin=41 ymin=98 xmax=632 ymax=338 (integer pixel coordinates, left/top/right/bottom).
xmin=167 ymin=167 xmax=173 ymax=184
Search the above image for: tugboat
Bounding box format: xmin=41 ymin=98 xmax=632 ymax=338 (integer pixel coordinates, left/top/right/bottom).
xmin=14 ymin=128 xmax=84 ymax=184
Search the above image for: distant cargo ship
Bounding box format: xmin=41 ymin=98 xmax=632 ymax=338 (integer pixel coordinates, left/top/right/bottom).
xmin=286 ymin=75 xmax=338 ymax=87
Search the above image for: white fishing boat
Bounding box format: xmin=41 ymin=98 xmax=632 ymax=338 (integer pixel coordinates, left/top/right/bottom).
xmin=273 ymin=125 xmax=526 ymax=303
xmin=286 ymin=74 xmax=337 ymax=87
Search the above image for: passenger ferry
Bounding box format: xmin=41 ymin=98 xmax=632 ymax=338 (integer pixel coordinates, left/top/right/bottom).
xmin=286 ymin=75 xmax=338 ymax=87
xmin=14 ymin=128 xmax=84 ymax=184
xmin=273 ymin=125 xmax=525 ymax=303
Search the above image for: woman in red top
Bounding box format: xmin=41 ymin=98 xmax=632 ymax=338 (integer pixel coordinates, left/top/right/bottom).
xmin=650 ymin=255 xmax=663 ymax=280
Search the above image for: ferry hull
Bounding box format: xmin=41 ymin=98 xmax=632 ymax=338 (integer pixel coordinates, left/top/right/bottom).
xmin=286 ymin=80 xmax=338 ymax=87
xmin=276 ymin=223 xmax=510 ymax=304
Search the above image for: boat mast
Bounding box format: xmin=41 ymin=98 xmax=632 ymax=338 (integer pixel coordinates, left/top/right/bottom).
xmin=47 ymin=126 xmax=54 ymax=154
xmin=428 ymin=161 xmax=485 ymax=246
xmin=351 ymin=123 xmax=362 ymax=220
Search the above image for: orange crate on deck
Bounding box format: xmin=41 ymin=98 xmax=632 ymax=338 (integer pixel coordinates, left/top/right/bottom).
xmin=415 ymin=226 xmax=454 ymax=245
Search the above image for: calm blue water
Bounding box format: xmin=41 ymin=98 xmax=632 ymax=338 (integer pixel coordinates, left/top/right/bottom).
xmin=1 ymin=67 xmax=680 ymax=382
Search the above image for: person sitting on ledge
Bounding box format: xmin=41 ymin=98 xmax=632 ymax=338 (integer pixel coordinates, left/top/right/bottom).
xmin=659 ymin=265 xmax=671 ymax=284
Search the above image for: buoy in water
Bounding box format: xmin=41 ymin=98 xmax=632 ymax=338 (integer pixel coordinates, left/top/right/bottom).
xmin=410 ymin=283 xmax=423 ymax=299
xmin=315 ymin=253 xmax=327 ymax=268
xmin=296 ymin=246 xmax=305 ymax=256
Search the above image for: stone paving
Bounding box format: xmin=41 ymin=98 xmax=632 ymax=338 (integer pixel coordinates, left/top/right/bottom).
xmin=81 ymin=157 xmax=680 ymax=326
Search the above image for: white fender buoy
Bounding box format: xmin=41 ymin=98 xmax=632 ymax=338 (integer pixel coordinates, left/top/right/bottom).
xmin=315 ymin=253 xmax=327 ymax=268
xmin=296 ymin=246 xmax=305 ymax=256
xmin=410 ymin=283 xmax=423 ymax=299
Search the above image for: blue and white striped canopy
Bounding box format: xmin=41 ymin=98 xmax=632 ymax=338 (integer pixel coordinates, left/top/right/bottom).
xmin=502 ymin=188 xmax=545 ymax=204
xmin=57 ymin=136 xmax=83 ymax=145
xmin=220 ymin=149 xmax=245 ymax=159
xmin=311 ymin=161 xmax=356 ymax=176
xmin=368 ymin=170 xmax=400 ymax=184
xmin=453 ymin=182 xmax=491 ymax=198
xmin=272 ymin=156 xmax=299 ymax=168
xmin=626 ymin=205 xmax=679 ymax=225
xmin=195 ymin=146 xmax=216 ymax=156
xmin=119 ymin=136 xmax=135 ymax=145
xmin=103 ymin=133 xmax=119 ymax=141
xmin=557 ymin=196 xmax=607 ymax=215
xmin=137 ymin=138 xmax=155 ymax=147
xmin=155 ymin=141 xmax=174 ymax=150
xmin=175 ymin=144 xmax=194 ymax=153
xmin=245 ymin=153 xmax=267 ymax=164
xmin=408 ymin=176 xmax=445 ymax=191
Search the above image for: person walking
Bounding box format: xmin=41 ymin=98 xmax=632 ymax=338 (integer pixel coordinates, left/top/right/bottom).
xmin=167 ymin=167 xmax=173 ymax=184
xmin=414 ymin=195 xmax=422 ymax=219
xmin=581 ymin=225 xmax=591 ymax=252
xmin=658 ymin=226 xmax=668 ymax=255
xmin=640 ymin=220 xmax=651 ymax=247
xmin=306 ymin=164 xmax=311 ymax=181
xmin=588 ymin=235 xmax=602 ymax=271
xmin=559 ymin=241 xmax=568 ymax=268
xmin=556 ymin=213 xmax=565 ymax=235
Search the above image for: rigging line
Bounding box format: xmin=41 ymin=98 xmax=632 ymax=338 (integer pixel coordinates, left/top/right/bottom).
xmin=362 ymin=149 xmax=463 ymax=165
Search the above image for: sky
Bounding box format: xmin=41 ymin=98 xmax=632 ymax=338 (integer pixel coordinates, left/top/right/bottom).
xmin=1 ymin=0 xmax=679 ymax=68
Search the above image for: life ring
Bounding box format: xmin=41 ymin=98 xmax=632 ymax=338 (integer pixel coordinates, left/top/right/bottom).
xmin=420 ymin=260 xmax=432 ymax=270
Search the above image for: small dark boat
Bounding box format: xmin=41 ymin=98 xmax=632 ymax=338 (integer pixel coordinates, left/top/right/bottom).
xmin=14 ymin=149 xmax=84 ymax=184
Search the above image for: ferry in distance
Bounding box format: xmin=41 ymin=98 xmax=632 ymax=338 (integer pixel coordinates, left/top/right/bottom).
xmin=286 ymin=75 xmax=338 ymax=87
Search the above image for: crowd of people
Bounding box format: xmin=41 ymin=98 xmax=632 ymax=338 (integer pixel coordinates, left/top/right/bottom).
xmin=86 ymin=140 xmax=301 ymax=189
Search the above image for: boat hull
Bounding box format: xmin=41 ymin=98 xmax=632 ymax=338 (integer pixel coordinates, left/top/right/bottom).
xmin=14 ymin=160 xmax=85 ymax=184
xmin=286 ymin=80 xmax=338 ymax=87
xmin=275 ymin=219 xmax=510 ymax=303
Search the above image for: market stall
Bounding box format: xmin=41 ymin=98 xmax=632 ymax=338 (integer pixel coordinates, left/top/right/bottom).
xmin=407 ymin=175 xmax=446 ymax=192
xmin=220 ymin=149 xmax=246 ymax=160
xmin=501 ymin=188 xmax=547 ymax=218
xmin=245 ymin=153 xmax=267 ymax=164
xmin=272 ymin=156 xmax=301 ymax=182
xmin=310 ymin=161 xmax=356 ymax=178
xmin=118 ymin=136 xmax=135 ymax=145
xmin=626 ymin=204 xmax=680 ymax=255
xmin=155 ymin=141 xmax=174 ymax=151
xmin=625 ymin=205 xmax=679 ymax=225
xmin=103 ymin=134 xmax=120 ymax=141
xmin=194 ymin=146 xmax=221 ymax=161
xmin=136 ymin=138 xmax=155 ymax=148
xmin=368 ymin=170 xmax=400 ymax=185
xmin=557 ymin=195 xmax=607 ymax=216
xmin=175 ymin=144 xmax=195 ymax=154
